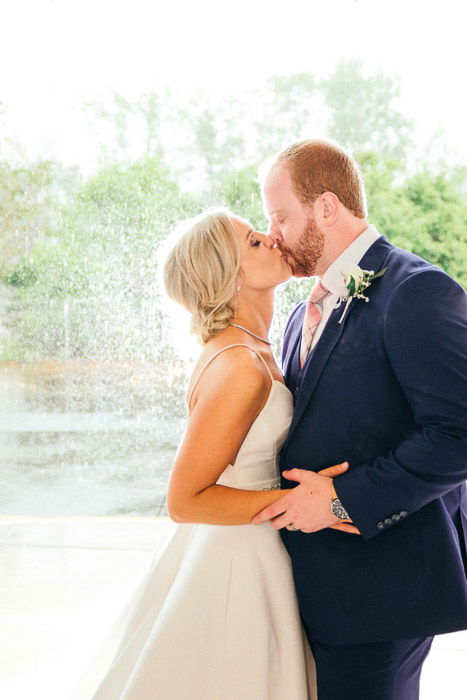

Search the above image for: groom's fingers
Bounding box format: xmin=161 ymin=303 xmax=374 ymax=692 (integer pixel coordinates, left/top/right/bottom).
xmin=252 ymin=500 xmax=289 ymax=525
xmin=282 ymin=462 xmax=349 ymax=482
xmin=269 ymin=512 xmax=294 ymax=530
xmin=318 ymin=462 xmax=349 ymax=477
xmin=330 ymin=522 xmax=361 ymax=535
xmin=282 ymin=468 xmax=306 ymax=482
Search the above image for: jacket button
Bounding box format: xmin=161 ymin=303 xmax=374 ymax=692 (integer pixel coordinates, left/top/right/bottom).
xmin=399 ymin=510 xmax=408 ymax=518
xmin=392 ymin=513 xmax=400 ymax=522
xmin=377 ymin=521 xmax=384 ymax=529
xmin=294 ymin=386 xmax=300 ymax=396
xmin=384 ymin=518 xmax=393 ymax=527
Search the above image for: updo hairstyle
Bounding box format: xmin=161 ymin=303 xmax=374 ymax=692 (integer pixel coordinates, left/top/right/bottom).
xmin=163 ymin=208 xmax=241 ymax=343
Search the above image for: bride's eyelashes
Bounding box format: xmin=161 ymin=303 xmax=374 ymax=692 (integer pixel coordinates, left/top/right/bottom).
xmin=251 ymin=238 xmax=261 ymax=247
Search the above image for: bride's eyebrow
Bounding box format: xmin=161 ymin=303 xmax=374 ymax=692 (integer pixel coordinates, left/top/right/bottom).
xmin=245 ymin=229 xmax=254 ymax=240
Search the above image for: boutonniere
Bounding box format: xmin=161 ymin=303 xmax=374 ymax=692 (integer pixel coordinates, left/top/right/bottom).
xmin=338 ymin=265 xmax=388 ymax=324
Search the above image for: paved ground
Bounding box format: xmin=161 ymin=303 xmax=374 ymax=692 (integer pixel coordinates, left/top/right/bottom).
xmin=0 ymin=516 xmax=465 ymax=699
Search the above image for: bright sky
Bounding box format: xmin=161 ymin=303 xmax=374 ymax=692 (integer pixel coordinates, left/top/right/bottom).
xmin=1 ymin=0 xmax=466 ymax=170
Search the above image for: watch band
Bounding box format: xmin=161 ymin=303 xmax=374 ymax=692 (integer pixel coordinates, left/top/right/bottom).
xmin=331 ymin=497 xmax=350 ymax=521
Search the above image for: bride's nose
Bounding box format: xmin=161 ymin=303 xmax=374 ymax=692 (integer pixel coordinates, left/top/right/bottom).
xmin=265 ymin=223 xmax=283 ymax=248
xmin=254 ymin=232 xmax=275 ymax=249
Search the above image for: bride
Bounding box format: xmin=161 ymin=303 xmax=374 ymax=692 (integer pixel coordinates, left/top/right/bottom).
xmin=81 ymin=209 xmax=349 ymax=699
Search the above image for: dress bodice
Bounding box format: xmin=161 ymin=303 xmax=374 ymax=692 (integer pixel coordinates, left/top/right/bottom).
xmin=217 ymin=380 xmax=293 ymax=490
xmin=187 ymin=344 xmax=293 ymax=492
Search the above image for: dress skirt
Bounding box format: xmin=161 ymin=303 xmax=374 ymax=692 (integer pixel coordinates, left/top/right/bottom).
xmin=74 ymin=521 xmax=316 ymax=699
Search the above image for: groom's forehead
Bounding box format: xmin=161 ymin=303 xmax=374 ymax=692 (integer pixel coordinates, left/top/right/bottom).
xmin=264 ymin=172 xmax=297 ymax=215
xmin=264 ymin=166 xmax=294 ymax=202
xmin=264 ymin=164 xmax=289 ymax=188
xmin=268 ymin=208 xmax=285 ymax=218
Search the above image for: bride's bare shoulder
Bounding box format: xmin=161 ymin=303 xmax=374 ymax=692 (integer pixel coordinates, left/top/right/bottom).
xmin=188 ymin=344 xmax=269 ymax=415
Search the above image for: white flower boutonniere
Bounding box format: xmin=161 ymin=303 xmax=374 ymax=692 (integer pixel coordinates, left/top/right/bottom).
xmin=338 ymin=265 xmax=388 ymax=324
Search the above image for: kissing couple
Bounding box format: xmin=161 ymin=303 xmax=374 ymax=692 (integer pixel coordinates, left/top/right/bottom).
xmin=82 ymin=140 xmax=467 ymax=700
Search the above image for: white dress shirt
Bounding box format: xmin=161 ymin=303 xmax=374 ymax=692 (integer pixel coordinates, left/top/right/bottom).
xmin=310 ymin=225 xmax=381 ymax=350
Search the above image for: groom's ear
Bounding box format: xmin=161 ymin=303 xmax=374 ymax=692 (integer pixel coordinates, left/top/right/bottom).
xmin=317 ymin=192 xmax=339 ymax=227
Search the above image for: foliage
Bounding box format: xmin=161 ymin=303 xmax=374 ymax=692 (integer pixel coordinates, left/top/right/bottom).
xmin=2 ymin=157 xmax=198 ymax=361
xmin=1 ymin=64 xmax=465 ymax=362
xmin=215 ymin=165 xmax=266 ymax=227
xmin=84 ymin=61 xmax=409 ymax=199
xmin=322 ymin=59 xmax=413 ymax=160
xmin=0 ymin=160 xmax=78 ymax=276
xmin=360 ymin=153 xmax=467 ymax=287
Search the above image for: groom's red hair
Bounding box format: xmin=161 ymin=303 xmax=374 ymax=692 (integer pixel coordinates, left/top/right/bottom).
xmin=275 ymin=139 xmax=367 ymax=219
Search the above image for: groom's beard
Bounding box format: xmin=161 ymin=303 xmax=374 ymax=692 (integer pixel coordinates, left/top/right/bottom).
xmin=280 ymin=216 xmax=325 ymax=277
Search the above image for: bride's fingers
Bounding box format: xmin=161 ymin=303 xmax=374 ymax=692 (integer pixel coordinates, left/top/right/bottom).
xmin=330 ymin=522 xmax=361 ymax=535
xmin=318 ymin=462 xmax=349 ymax=478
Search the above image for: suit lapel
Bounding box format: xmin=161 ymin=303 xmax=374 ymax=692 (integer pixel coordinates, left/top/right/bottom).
xmin=283 ymin=235 xmax=393 ymax=447
xmin=284 ymin=304 xmax=350 ymax=445
xmin=282 ymin=302 xmax=305 ymax=384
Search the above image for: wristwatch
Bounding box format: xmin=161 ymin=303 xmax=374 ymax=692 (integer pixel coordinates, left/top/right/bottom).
xmin=330 ymin=483 xmax=350 ymax=520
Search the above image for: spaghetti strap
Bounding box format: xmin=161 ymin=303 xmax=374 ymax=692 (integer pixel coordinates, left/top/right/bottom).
xmin=186 ymin=343 xmax=274 ymax=408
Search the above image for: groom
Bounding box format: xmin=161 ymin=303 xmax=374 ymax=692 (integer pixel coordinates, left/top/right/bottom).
xmin=253 ymin=140 xmax=467 ymax=699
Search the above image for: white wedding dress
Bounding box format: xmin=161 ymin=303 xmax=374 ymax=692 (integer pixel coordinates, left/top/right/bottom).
xmin=74 ymin=344 xmax=316 ymax=700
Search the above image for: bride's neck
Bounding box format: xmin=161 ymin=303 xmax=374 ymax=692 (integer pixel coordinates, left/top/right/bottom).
xmin=233 ymin=291 xmax=274 ymax=337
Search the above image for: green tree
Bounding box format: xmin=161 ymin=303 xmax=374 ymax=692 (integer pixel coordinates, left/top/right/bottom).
xmin=322 ymin=59 xmax=413 ymax=160
xmin=3 ymin=157 xmax=199 ymax=361
xmin=361 ymin=152 xmax=466 ymax=287
xmin=85 ymin=91 xmax=166 ymax=164
xmin=250 ymin=73 xmax=318 ymax=161
xmin=83 ymin=64 xmax=413 ymax=199
xmin=215 ymin=165 xmax=265 ymax=226
xmin=0 ymin=160 xmax=78 ymax=276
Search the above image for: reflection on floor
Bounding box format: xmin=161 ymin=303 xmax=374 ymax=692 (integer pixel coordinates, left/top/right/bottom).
xmin=0 ymin=516 xmax=465 ymax=699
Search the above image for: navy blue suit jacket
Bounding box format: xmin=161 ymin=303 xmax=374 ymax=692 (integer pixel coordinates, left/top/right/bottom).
xmin=280 ymin=235 xmax=467 ymax=644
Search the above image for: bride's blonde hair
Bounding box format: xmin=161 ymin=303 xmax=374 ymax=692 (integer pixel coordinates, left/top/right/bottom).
xmin=163 ymin=208 xmax=241 ymax=343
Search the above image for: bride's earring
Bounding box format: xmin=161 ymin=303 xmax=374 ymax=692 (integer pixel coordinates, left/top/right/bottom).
xmin=236 ymin=286 xmax=241 ymax=292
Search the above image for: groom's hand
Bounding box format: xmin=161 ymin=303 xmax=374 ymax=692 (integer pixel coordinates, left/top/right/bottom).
xmin=252 ymin=463 xmax=361 ymax=535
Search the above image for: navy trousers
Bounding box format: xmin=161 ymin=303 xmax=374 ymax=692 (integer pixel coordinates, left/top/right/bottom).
xmin=309 ymin=635 xmax=434 ymax=700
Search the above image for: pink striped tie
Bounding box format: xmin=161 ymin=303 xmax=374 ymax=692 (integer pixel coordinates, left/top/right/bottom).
xmin=299 ymin=278 xmax=330 ymax=367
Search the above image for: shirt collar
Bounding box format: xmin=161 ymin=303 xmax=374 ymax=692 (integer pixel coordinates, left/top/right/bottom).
xmin=321 ymin=224 xmax=381 ymax=298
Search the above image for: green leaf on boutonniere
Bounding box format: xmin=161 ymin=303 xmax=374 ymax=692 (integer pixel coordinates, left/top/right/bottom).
xmin=369 ymin=266 xmax=388 ymax=281
xmin=347 ymin=278 xmax=356 ymax=296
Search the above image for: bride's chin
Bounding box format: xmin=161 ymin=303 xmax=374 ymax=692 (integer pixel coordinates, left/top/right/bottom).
xmin=282 ymin=259 xmax=293 ymax=275
xmin=277 ymin=272 xmax=293 ymax=285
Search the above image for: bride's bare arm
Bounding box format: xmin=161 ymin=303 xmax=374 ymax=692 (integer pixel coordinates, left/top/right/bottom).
xmin=167 ymin=348 xmax=350 ymax=525
xmin=167 ymin=348 xmax=292 ymax=525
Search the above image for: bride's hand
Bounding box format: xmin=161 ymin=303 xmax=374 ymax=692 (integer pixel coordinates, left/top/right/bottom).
xmin=317 ymin=462 xmax=361 ymax=535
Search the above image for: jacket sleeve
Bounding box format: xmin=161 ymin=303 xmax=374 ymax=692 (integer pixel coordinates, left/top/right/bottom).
xmin=334 ymin=268 xmax=467 ymax=540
